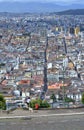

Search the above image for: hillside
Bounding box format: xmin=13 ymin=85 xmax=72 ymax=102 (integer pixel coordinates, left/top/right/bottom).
xmin=56 ymin=9 xmax=84 ymax=15
xmin=0 ymin=2 xmax=84 ymax=13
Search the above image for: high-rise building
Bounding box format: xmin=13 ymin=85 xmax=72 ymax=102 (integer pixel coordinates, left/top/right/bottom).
xmin=74 ymin=27 xmax=80 ymax=36
xmin=69 ymin=27 xmax=74 ymax=34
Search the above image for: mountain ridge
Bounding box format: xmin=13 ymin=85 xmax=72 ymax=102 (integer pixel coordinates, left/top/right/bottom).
xmin=0 ymin=2 xmax=84 ymax=13
xmin=56 ymin=9 xmax=84 ymax=15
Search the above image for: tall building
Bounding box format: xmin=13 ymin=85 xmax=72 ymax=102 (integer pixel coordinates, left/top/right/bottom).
xmin=74 ymin=27 xmax=80 ymax=36
xmin=69 ymin=27 xmax=74 ymax=35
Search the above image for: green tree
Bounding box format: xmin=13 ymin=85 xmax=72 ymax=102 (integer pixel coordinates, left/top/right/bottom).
xmin=0 ymin=94 xmax=6 ymax=110
xmin=29 ymin=98 xmax=50 ymax=109
xmin=81 ymin=93 xmax=84 ymax=104
xmin=50 ymin=93 xmax=56 ymax=103
xmin=64 ymin=97 xmax=74 ymax=103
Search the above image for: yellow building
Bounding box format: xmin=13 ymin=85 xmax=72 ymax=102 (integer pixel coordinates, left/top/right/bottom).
xmin=75 ymin=27 xmax=80 ymax=36
xmin=56 ymin=27 xmax=59 ymax=31
xmin=68 ymin=62 xmax=74 ymax=69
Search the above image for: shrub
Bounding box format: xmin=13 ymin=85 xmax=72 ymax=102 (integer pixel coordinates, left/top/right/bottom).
xmin=50 ymin=93 xmax=56 ymax=102
xmin=0 ymin=94 xmax=6 ymax=110
xmin=29 ymin=98 xmax=42 ymax=109
xmin=29 ymin=98 xmax=50 ymax=109
xmin=41 ymin=100 xmax=50 ymax=108
xmin=81 ymin=93 xmax=84 ymax=104
xmin=64 ymin=97 xmax=74 ymax=103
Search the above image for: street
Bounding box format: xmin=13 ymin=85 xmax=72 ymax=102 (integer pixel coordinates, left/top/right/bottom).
xmin=0 ymin=114 xmax=84 ymax=130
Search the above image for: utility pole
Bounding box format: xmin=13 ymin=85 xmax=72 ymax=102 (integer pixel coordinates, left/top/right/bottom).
xmin=62 ymin=65 xmax=65 ymax=106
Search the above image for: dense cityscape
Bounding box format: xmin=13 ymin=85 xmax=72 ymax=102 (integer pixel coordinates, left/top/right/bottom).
xmin=0 ymin=0 xmax=84 ymax=129
xmin=0 ymin=12 xmax=83 ymax=110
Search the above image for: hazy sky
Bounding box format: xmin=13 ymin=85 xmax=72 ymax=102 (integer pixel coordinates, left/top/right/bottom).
xmin=0 ymin=0 xmax=83 ymax=4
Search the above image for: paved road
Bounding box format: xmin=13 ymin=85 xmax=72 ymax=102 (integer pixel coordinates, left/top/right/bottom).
xmin=1 ymin=107 xmax=84 ymax=118
xmin=0 ymin=114 xmax=84 ymax=130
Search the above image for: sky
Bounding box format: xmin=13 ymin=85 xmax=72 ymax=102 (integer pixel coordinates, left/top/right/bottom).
xmin=0 ymin=0 xmax=83 ymax=4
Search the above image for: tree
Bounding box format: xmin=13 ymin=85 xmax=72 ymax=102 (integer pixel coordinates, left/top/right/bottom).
xmin=50 ymin=93 xmax=56 ymax=103
xmin=29 ymin=98 xmax=50 ymax=109
xmin=0 ymin=94 xmax=6 ymax=110
xmin=81 ymin=93 xmax=84 ymax=104
xmin=64 ymin=97 xmax=74 ymax=103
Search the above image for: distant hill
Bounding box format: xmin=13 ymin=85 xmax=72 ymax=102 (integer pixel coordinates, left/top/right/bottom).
xmin=0 ymin=2 xmax=63 ymax=13
xmin=56 ymin=9 xmax=84 ymax=15
xmin=0 ymin=2 xmax=84 ymax=13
